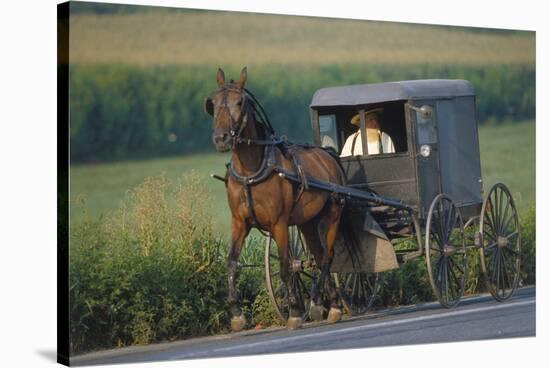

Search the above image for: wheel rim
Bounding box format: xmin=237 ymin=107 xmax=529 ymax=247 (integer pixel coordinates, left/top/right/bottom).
xmin=264 ymin=226 xmax=317 ymax=323
xmin=334 ymin=272 xmax=378 ymax=315
xmin=479 ymin=183 xmax=521 ymax=301
xmin=425 ymin=194 xmax=467 ymax=308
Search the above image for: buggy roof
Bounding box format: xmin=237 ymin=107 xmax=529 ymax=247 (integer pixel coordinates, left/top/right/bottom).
xmin=310 ymin=79 xmax=475 ymax=108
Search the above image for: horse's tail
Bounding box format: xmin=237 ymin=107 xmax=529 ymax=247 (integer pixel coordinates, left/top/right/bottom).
xmin=337 ymin=198 xmax=363 ymax=272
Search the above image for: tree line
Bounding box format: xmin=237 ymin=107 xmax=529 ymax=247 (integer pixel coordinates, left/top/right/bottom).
xmin=69 ymin=64 xmax=535 ymax=163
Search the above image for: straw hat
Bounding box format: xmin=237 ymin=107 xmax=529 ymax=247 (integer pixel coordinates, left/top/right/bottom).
xmin=350 ymin=107 xmax=384 ymax=126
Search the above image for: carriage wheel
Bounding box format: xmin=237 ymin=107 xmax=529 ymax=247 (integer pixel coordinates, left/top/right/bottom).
xmin=265 ymin=226 xmax=318 ymax=323
xmin=479 ymin=183 xmax=521 ymax=301
xmin=425 ymin=194 xmax=467 ymax=308
xmin=333 ymin=272 xmax=378 ymax=315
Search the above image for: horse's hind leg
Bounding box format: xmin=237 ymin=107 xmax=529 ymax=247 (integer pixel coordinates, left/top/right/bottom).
xmin=227 ymin=218 xmax=250 ymax=332
xmin=316 ymin=198 xmax=344 ymax=323
xmin=272 ymin=221 xmax=303 ymax=329
xmin=299 ymin=219 xmax=326 ymax=322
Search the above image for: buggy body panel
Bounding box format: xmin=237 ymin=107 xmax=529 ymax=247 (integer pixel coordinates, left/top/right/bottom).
xmin=310 ymin=79 xmax=483 ymax=220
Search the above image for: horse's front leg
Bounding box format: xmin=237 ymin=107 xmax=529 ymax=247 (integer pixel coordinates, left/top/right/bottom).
xmin=272 ymin=221 xmax=303 ymax=329
xmin=227 ymin=218 xmax=249 ymax=332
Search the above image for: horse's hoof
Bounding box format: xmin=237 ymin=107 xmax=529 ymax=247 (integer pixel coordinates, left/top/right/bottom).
xmin=231 ymin=315 xmax=246 ymax=332
xmin=287 ymin=316 xmax=303 ymax=330
xmin=327 ymin=307 xmax=342 ymax=323
xmin=309 ymin=303 xmax=324 ymax=322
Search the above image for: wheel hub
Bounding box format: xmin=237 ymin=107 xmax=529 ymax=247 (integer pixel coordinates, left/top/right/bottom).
xmin=497 ymin=236 xmax=509 ymax=248
xmin=291 ymin=259 xmax=303 ymax=273
xmin=442 ymin=245 xmax=456 ymax=257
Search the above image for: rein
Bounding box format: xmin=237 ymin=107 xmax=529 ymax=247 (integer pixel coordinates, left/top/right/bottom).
xmin=213 ymin=83 xmax=309 ymax=231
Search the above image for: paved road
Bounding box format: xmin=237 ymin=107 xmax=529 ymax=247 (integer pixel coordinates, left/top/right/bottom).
xmin=72 ymin=286 xmax=535 ymax=366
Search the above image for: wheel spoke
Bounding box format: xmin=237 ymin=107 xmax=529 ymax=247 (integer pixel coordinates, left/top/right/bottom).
xmin=431 ymin=229 xmax=443 ymax=248
xmin=485 ymin=242 xmax=497 ymax=251
xmin=500 ymin=251 xmax=507 ymax=297
xmin=495 ymin=250 xmax=502 ymax=293
xmin=501 ymin=213 xmax=516 ymax=236
xmin=487 ymin=196 xmax=498 ymax=234
xmin=484 ymin=227 xmax=497 ymax=242
xmin=444 ymin=203 xmax=454 ymax=243
xmin=447 ymin=212 xmax=460 ymax=243
xmin=489 ymin=248 xmax=498 ymax=281
xmin=434 ymin=255 xmax=443 ymax=283
xmin=360 ymin=275 xmax=370 ymax=306
xmin=435 ymin=256 xmax=444 ymax=296
xmin=497 ymin=188 xmax=504 ymax=232
xmin=503 ymin=245 xmax=519 ymax=256
xmin=499 ymin=199 xmax=511 ymax=235
xmin=443 ymin=260 xmax=450 ymax=302
xmin=352 ymin=274 xmax=359 ymax=303
xmin=344 ymin=274 xmax=353 ymax=292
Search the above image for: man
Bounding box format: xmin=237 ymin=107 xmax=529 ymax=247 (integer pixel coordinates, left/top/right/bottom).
xmin=340 ymin=107 xmax=395 ymax=157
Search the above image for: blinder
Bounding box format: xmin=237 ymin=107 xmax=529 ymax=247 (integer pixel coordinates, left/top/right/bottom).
xmin=204 ymin=97 xmax=214 ymax=116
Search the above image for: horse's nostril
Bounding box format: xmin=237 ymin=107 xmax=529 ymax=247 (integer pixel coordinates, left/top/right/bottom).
xmin=214 ymin=133 xmax=230 ymax=145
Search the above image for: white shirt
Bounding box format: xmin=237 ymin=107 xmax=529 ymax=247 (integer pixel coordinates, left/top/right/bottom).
xmin=340 ymin=129 xmax=395 ymax=157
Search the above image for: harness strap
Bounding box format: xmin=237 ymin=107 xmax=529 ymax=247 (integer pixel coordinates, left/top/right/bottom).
xmin=235 ymin=137 xmax=285 ymax=146
xmin=227 ymin=144 xmax=277 ymax=229
xmin=287 ymin=146 xmax=309 ymax=205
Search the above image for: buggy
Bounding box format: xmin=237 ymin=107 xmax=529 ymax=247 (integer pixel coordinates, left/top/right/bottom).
xmin=263 ymin=79 xmax=521 ymax=320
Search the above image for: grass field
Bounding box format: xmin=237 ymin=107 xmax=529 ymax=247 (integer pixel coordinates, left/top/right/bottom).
xmin=70 ymin=121 xmax=535 ymax=235
xmin=69 ymin=9 xmax=535 ymax=66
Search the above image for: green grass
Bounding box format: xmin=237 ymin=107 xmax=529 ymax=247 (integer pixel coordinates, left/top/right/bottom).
xmin=68 ymin=8 xmax=535 ymax=66
xmin=70 ymin=121 xmax=535 ymax=235
xmin=478 ymin=121 xmax=535 ymax=213
xmin=70 ymin=152 xmax=232 ymax=233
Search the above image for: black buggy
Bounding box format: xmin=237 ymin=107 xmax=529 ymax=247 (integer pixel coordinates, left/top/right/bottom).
xmin=264 ymin=79 xmax=521 ymax=321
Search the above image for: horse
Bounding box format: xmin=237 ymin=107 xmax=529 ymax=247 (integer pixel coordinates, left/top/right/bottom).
xmin=204 ymin=67 xmax=346 ymax=331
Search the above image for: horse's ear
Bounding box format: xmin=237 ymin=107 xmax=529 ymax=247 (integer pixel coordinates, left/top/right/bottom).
xmin=204 ymin=97 xmax=214 ymax=116
xmin=216 ymin=68 xmax=225 ymax=87
xmin=236 ymin=66 xmax=247 ymax=89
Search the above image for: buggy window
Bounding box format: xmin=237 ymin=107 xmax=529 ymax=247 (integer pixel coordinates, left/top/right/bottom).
xmin=319 ymin=114 xmax=338 ymax=150
xmin=339 ymin=101 xmax=408 ymax=157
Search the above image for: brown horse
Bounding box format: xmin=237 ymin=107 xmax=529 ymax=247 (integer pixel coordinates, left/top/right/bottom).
xmin=205 ymin=67 xmax=346 ymax=330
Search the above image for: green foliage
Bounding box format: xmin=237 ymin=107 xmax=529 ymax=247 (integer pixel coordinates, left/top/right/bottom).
xmin=69 ymin=174 xmax=265 ymax=354
xmin=520 ymin=206 xmax=536 ymax=285
xmin=69 ymin=64 xmax=535 ymax=163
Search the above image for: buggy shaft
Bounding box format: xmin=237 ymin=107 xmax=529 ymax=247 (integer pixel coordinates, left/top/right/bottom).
xmin=277 ymin=170 xmax=412 ymax=211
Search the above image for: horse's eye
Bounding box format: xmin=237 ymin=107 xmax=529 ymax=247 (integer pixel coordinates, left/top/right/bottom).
xmin=237 ymin=101 xmax=242 ymax=106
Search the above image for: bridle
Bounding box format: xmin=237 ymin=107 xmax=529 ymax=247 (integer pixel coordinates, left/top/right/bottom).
xmin=214 ymin=85 xmax=250 ymax=147
xmin=206 ymin=83 xmax=279 ymax=148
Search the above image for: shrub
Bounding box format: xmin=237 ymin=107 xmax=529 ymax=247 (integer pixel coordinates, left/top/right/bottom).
xmin=69 ymin=174 xmax=266 ymax=353
xmin=520 ymin=206 xmax=536 ymax=285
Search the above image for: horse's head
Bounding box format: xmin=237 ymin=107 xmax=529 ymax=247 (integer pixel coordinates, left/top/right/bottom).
xmin=204 ymin=67 xmax=248 ymax=152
